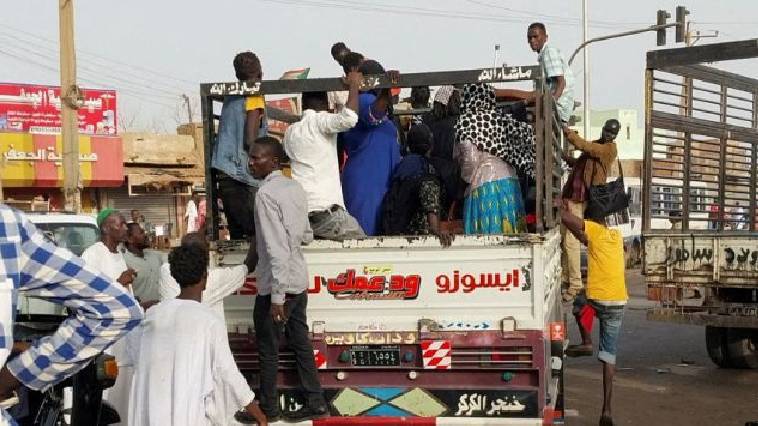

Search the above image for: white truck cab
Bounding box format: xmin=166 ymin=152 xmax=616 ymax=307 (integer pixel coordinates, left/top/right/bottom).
xmin=19 ymin=212 xmax=99 ymax=317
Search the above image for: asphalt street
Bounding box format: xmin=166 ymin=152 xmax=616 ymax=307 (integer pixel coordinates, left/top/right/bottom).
xmin=564 ymin=270 xmax=758 ymax=426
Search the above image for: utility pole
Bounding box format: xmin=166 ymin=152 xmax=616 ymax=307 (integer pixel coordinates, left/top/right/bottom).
xmin=182 ymin=94 xmax=193 ymax=123
xmin=60 ymin=0 xmax=81 ymax=212
xmin=582 ymin=0 xmax=590 ymax=139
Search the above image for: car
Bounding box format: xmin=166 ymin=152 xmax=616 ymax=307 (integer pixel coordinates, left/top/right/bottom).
xmin=19 ymin=212 xmax=99 ymax=318
xmin=13 ymin=213 xmax=118 ymax=425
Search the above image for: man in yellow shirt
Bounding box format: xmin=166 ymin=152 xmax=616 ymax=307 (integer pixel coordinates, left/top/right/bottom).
xmin=558 ymin=199 xmax=627 ymax=426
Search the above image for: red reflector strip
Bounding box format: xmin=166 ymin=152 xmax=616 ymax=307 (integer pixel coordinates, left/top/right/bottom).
xmin=549 ymin=322 xmax=565 ymax=341
xmin=314 ymin=417 xmax=436 ymax=426
xmin=420 ymin=340 xmax=452 ymax=369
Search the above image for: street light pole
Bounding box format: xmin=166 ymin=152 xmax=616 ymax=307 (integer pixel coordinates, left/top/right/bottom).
xmin=60 ymin=0 xmax=81 ymax=212
xmin=582 ymin=0 xmax=590 ymax=139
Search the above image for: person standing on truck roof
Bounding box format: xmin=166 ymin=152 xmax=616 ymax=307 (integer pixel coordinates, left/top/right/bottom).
xmin=0 ymin=205 xmax=142 ymax=424
xmin=211 ymin=51 xmax=267 ymax=240
xmin=123 ymin=223 xmax=165 ymax=304
xmin=81 ymin=208 xmax=141 ymax=426
xmin=558 ymin=199 xmax=627 ymax=426
xmin=383 ymin=124 xmax=452 ymax=246
xmin=247 ymin=137 xmax=327 ymax=422
xmin=283 ymin=69 xmax=366 ymax=241
xmin=560 ymin=119 xmax=620 ymax=302
xmin=341 ymin=59 xmax=402 ymax=236
xmin=126 ymin=244 xmax=268 ymax=426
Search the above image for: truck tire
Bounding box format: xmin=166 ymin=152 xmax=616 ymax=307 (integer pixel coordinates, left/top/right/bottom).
xmin=705 ymin=326 xmax=731 ymax=368
xmin=725 ymin=328 xmax=758 ymax=369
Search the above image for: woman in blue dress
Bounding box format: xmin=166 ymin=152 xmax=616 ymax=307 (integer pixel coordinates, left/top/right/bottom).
xmin=341 ymin=60 xmax=401 ymax=236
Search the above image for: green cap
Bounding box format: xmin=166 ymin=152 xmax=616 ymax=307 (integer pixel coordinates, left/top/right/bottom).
xmin=96 ymin=208 xmax=116 ymax=228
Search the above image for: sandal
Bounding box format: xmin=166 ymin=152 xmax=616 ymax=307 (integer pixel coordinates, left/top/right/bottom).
xmin=566 ymin=344 xmax=593 ymax=357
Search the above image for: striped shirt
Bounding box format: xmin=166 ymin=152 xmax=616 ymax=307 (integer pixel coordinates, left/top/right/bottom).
xmin=0 ymin=205 xmax=142 ymax=423
xmin=539 ymin=42 xmax=576 ymax=123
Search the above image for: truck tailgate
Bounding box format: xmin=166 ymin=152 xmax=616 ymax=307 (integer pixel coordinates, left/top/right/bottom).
xmin=222 ymin=231 xmax=561 ymax=333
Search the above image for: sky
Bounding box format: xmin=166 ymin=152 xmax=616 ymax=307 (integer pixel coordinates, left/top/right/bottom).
xmin=1 ymin=0 xmax=756 ymax=132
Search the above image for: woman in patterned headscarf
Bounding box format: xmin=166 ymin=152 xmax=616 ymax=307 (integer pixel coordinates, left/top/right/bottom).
xmin=454 ymin=83 xmax=528 ymax=234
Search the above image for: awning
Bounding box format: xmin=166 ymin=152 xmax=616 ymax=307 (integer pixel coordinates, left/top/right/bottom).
xmin=125 ymin=166 xmax=204 ymax=195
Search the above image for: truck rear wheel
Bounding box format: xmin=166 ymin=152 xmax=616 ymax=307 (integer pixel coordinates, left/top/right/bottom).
xmin=725 ymin=328 xmax=758 ymax=369
xmin=705 ymin=326 xmax=731 ymax=368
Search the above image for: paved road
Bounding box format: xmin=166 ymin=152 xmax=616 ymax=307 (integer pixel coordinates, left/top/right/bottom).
xmin=564 ymin=270 xmax=758 ymax=426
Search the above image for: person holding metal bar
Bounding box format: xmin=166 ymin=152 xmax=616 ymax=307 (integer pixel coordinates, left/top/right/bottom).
xmin=560 ymin=120 xmax=620 ymax=303
xmin=495 ymin=22 xmax=576 ymax=125
xmin=558 ymin=197 xmax=627 ymax=426
xmin=284 ymin=68 xmax=366 ymax=241
xmin=211 ymin=51 xmax=267 ymax=240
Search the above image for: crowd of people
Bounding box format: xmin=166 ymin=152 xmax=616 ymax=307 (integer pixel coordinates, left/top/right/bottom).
xmin=208 ymin=23 xmax=582 ymax=252
xmin=0 ymin=22 xmax=634 ymax=426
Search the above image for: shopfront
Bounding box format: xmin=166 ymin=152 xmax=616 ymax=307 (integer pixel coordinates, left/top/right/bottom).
xmin=0 ymin=132 xmax=123 ymax=212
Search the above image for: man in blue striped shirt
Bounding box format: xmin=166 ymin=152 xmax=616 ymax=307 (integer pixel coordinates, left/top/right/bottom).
xmin=528 ymin=22 xmax=576 ymax=123
xmin=0 ymin=205 xmax=143 ymax=424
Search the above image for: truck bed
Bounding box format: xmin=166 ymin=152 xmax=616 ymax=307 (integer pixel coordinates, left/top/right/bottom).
xmin=220 ymin=230 xmax=562 ymax=334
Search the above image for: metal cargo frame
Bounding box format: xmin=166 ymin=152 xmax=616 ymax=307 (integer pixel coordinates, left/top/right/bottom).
xmin=643 ymin=40 xmax=758 ymax=233
xmin=642 ymin=40 xmax=758 ymax=326
xmin=199 ymin=66 xmax=564 ymax=241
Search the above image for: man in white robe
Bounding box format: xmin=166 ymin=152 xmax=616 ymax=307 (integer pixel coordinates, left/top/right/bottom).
xmin=81 ymin=208 xmax=138 ymax=426
xmin=127 ymin=244 xmax=267 ymax=426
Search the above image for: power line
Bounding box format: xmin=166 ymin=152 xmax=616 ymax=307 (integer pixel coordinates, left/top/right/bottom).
xmin=0 ymin=48 xmax=178 ymax=110
xmin=259 ymin=0 xmax=642 ymax=29
xmin=257 ymin=0 xmax=581 ymax=27
xmin=0 ymin=22 xmax=197 ymax=87
xmin=0 ymin=42 xmax=182 ymax=102
xmin=0 ymin=29 xmax=192 ymax=96
xmin=463 ymin=0 xmax=647 ymax=27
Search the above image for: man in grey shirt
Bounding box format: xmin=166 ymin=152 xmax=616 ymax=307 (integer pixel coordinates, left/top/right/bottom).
xmin=123 ymin=223 xmax=165 ymax=304
xmin=247 ymin=136 xmax=326 ymax=422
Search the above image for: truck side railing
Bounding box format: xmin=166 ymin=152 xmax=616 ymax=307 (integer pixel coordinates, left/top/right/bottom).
xmin=200 ymin=66 xmax=563 ymax=240
xmin=643 ymin=39 xmax=758 ymax=233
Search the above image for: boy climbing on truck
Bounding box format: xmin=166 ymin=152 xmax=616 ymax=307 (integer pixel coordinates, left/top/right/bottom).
xmin=211 ymin=51 xmax=267 ymax=240
xmin=558 ymin=198 xmax=627 ymax=426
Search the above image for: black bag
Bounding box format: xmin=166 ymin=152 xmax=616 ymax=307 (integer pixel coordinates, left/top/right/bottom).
xmin=585 ymin=159 xmax=629 ymax=220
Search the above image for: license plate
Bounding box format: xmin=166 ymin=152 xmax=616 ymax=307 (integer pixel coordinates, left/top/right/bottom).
xmin=351 ymin=345 xmax=400 ymax=367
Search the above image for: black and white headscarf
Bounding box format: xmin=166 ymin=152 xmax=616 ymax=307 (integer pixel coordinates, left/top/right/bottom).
xmin=454 ymin=83 xmax=535 ymax=179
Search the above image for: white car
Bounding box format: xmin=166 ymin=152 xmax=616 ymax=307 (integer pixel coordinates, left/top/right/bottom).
xmin=19 ymin=213 xmax=99 ymax=317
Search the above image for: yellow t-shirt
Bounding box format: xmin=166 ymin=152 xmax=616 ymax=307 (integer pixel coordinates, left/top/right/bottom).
xmin=245 ymin=95 xmax=265 ymax=111
xmin=585 ymin=220 xmax=627 ymax=302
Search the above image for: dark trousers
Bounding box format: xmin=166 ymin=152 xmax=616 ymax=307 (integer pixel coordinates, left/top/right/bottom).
xmin=217 ymin=174 xmax=257 ymax=240
xmin=254 ymin=292 xmax=324 ymax=414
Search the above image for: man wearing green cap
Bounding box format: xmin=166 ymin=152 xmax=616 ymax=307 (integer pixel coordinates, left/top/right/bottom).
xmin=82 ymin=208 xmax=138 ymax=426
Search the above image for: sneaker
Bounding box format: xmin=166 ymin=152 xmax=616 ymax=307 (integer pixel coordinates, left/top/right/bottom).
xmin=285 ymin=404 xmax=328 ymax=422
xmin=0 ymin=392 xmax=18 ymax=410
